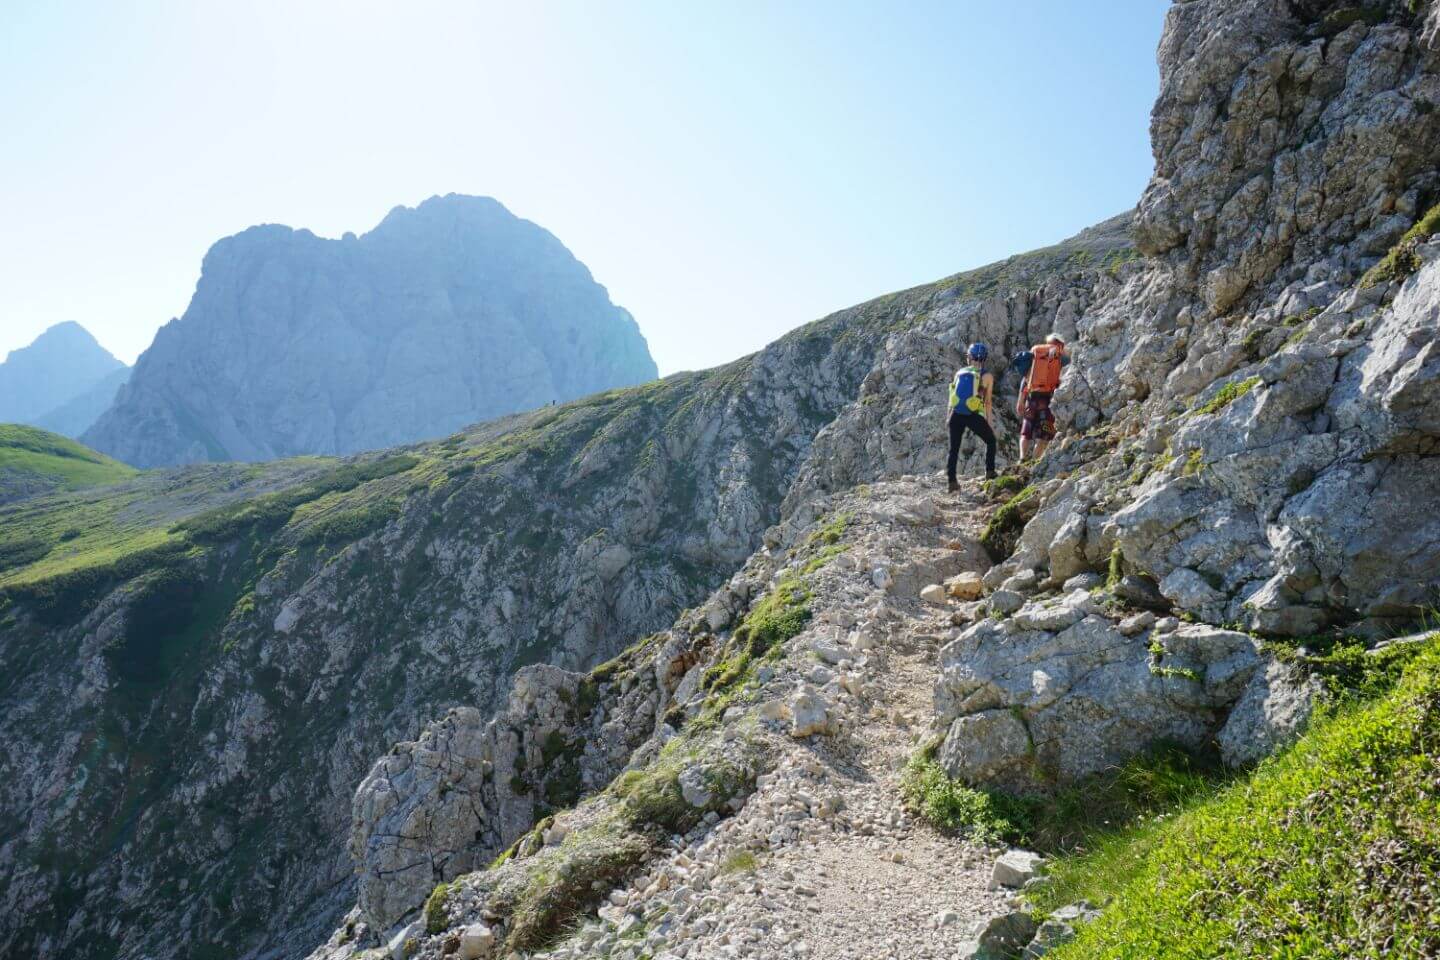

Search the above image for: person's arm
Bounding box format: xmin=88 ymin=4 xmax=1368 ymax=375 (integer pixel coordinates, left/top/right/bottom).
xmin=1016 ymin=375 xmax=1028 ymax=418
xmin=982 ymin=372 xmax=994 ymax=422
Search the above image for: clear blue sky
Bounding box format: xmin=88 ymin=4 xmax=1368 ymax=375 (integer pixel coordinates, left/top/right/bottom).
xmin=1 ymin=1 xmax=1168 ymax=375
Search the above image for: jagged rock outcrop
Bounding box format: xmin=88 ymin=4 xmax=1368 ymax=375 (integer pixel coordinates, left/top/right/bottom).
xmin=0 ymin=322 xmax=127 ymax=428
xmin=1136 ymin=0 xmax=1440 ymax=313
xmin=988 ymin=0 xmax=1440 ymax=639
xmin=83 ymin=195 xmax=658 ymax=468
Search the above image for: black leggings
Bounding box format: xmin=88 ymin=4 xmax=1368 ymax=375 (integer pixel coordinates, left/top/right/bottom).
xmin=947 ymin=411 xmax=996 ymax=480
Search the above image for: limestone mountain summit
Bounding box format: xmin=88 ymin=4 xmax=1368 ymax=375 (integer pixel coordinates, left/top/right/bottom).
xmin=83 ymin=195 xmax=659 ymax=468
xmin=0 ymin=322 xmax=129 ymax=435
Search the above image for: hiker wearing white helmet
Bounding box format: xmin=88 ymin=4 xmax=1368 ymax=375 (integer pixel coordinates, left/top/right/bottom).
xmin=1010 ymin=334 xmax=1071 ymax=462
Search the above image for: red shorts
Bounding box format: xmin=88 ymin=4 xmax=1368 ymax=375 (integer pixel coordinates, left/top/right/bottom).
xmin=1020 ymin=391 xmax=1056 ymax=440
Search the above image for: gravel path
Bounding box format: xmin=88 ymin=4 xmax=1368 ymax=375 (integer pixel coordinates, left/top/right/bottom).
xmin=537 ymin=477 xmax=1016 ymax=960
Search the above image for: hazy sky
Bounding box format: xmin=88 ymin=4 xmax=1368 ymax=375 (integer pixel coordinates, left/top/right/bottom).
xmin=1 ymin=1 xmax=1168 ymax=375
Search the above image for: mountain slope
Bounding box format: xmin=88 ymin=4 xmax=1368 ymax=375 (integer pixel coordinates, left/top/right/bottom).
xmin=0 ymin=218 xmax=1135 ymax=960
xmin=0 ymin=322 xmax=127 ymax=425
xmin=82 ymin=195 xmax=659 ymax=468
xmin=33 ymin=366 xmax=132 ymax=438
xmin=0 ymin=424 xmax=136 ymax=505
xmin=305 ymin=2 xmax=1440 ymax=957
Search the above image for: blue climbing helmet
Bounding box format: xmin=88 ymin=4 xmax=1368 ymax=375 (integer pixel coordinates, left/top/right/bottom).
xmin=967 ymin=342 xmax=989 ymax=362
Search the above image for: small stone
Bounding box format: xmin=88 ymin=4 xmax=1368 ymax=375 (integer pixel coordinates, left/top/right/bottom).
xmin=1117 ymin=611 xmax=1156 ymax=636
xmin=989 ymin=589 xmax=1025 ymax=616
xmin=458 ymin=923 xmax=495 ymax=960
xmin=946 ymin=571 xmax=985 ymax=600
xmin=989 ymin=849 xmax=1045 ymax=890
xmin=920 ymin=583 xmax=948 ymax=605
xmin=1062 ymin=572 xmax=1104 ymax=592
xmin=1023 ymin=919 xmax=1077 ymax=957
xmin=976 ymin=911 xmax=1039 ymax=956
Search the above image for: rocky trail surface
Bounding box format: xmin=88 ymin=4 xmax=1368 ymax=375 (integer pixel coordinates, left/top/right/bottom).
xmin=531 ymin=478 xmax=1012 ymax=960
xmin=321 ymin=477 xmax=1062 ymax=960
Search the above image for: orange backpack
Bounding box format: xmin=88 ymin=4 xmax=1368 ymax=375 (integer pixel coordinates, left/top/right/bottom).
xmin=1028 ymin=344 xmax=1064 ymax=394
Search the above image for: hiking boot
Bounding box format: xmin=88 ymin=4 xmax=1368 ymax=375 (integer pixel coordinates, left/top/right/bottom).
xmin=985 ymin=470 xmax=998 ymax=481
xmin=947 ymin=478 xmax=960 ymax=493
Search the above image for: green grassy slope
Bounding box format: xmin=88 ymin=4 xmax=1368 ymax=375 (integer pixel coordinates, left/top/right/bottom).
xmin=1041 ymin=635 xmax=1440 ymax=960
xmin=0 ymin=424 xmax=136 ymax=500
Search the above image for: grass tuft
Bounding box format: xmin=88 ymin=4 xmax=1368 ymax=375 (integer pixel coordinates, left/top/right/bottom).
xmin=1360 ymin=202 xmax=1440 ymax=289
xmin=1191 ymin=376 xmax=1261 ymax=417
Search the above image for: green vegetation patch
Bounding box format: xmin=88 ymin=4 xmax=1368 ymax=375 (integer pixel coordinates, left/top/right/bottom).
xmin=0 ymin=424 xmax=136 ymax=496
xmin=295 ymin=500 xmax=401 ymax=546
xmin=1190 ymin=376 xmax=1261 ymax=417
xmin=902 ymin=734 xmax=1222 ymax=857
xmin=1361 ymin=202 xmax=1440 ymax=288
xmin=719 ymin=850 xmax=758 ymax=875
xmin=424 ymin=881 xmax=453 ymax=934
xmin=500 ymin=830 xmax=653 ymax=952
xmin=177 ymin=455 xmax=417 ymax=543
xmin=980 ymin=485 xmax=1039 ymax=561
xmin=1045 ymin=635 xmax=1440 ymax=959
xmin=982 ymin=474 xmax=1027 ymax=498
xmin=900 ymin=748 xmax=1023 ymax=845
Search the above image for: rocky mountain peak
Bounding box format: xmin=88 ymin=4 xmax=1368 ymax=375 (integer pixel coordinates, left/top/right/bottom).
xmin=0 ymin=321 xmax=127 ymax=426
xmin=82 ymin=196 xmax=658 ymax=468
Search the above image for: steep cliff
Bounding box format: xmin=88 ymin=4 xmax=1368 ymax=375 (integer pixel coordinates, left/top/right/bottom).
xmin=82 ymin=195 xmax=659 ymax=468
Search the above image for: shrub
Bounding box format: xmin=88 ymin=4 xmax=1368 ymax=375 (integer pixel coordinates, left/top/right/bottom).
xmin=0 ymin=537 xmax=51 ymax=573
xmin=502 ymin=832 xmax=652 ymax=952
xmin=899 ymin=751 xmax=1020 ymax=844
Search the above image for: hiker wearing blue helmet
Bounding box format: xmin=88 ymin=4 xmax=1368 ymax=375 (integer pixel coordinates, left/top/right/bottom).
xmin=945 ymin=342 xmax=997 ymax=491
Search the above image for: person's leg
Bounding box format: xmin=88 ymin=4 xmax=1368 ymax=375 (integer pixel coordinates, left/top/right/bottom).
xmin=973 ymin=416 xmax=998 ymax=477
xmin=946 ymin=412 xmax=963 ymax=487
xmin=1033 ymin=398 xmax=1055 ymax=459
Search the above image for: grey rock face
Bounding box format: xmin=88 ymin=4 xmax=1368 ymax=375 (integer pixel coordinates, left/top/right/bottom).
xmin=0 ymin=322 xmax=127 ymax=426
xmin=934 ymin=614 xmax=1285 ymax=790
xmin=33 ymin=366 xmax=132 ymax=438
xmin=84 ymin=195 xmax=659 ymax=467
xmin=1137 ymin=0 xmax=1440 ymax=313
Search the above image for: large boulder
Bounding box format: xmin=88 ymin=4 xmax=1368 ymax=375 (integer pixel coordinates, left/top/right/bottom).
xmin=935 ymin=616 xmax=1314 ymax=790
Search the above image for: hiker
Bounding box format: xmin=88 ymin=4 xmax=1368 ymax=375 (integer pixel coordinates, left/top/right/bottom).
xmin=946 ymin=342 xmax=997 ymax=491
xmin=1012 ymin=334 xmax=1070 ymax=462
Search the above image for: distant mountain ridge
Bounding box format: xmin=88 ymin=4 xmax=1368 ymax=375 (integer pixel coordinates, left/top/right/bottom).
xmin=0 ymin=322 xmax=128 ymax=434
xmin=34 ymin=366 xmax=132 ymax=438
xmin=83 ymin=195 xmax=658 ymax=468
